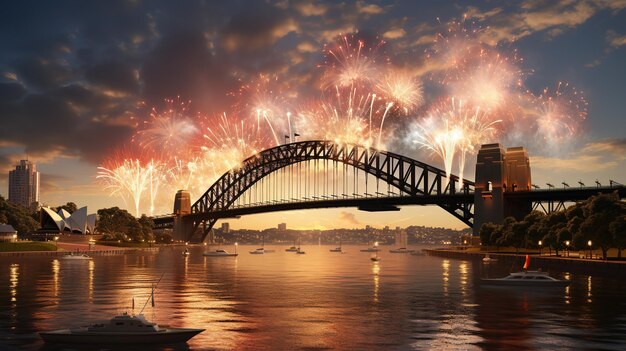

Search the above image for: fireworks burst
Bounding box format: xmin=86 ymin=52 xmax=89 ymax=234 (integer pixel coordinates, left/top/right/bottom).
xmin=529 ymin=82 xmax=587 ymax=145
xmin=408 ymin=98 xmax=501 ymax=189
xmin=322 ymin=34 xmax=387 ymax=89
xmin=376 ymin=69 xmax=424 ymax=113
xmin=133 ymin=98 xmax=199 ymax=160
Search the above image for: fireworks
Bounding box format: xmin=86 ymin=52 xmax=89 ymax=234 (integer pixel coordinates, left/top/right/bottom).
xmin=408 ymin=98 xmax=501 ymax=189
xmin=97 ymin=24 xmax=590 ymax=216
xmin=529 ymin=82 xmax=587 ymax=144
xmin=376 ymin=69 xmax=424 ymax=113
xmin=322 ymin=34 xmax=387 ymax=89
xmin=133 ymin=98 xmax=199 ymax=160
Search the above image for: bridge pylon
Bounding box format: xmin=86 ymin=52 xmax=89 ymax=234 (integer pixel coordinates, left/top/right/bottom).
xmin=473 ymin=143 xmax=533 ymax=235
xmin=173 ymin=190 xmax=194 ymax=242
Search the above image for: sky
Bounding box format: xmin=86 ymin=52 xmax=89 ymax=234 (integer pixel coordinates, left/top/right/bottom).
xmin=1 ymin=0 xmax=625 ymax=231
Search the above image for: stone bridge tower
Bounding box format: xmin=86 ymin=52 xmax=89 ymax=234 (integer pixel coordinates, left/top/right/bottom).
xmin=473 ymin=144 xmax=532 ymax=235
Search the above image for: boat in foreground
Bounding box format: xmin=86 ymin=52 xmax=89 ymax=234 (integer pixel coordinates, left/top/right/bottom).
xmin=481 ymin=270 xmax=569 ymax=287
xmin=39 ymin=313 xmax=204 ymax=344
xmin=203 ymin=249 xmax=238 ymax=257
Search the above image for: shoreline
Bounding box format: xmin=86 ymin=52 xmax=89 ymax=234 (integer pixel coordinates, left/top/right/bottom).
xmin=425 ymin=248 xmax=626 ymax=278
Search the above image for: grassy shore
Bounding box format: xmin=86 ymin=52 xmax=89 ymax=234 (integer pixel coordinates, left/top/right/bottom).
xmin=0 ymin=242 xmax=58 ymax=252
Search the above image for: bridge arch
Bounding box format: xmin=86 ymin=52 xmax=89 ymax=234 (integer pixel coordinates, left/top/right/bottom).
xmin=185 ymin=140 xmax=474 ymax=241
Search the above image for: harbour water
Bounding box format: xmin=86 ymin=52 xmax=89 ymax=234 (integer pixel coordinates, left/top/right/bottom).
xmin=1 ymin=245 xmax=626 ymax=350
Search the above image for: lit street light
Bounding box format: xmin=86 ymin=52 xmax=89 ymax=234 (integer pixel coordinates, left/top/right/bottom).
xmin=235 ymin=242 xmax=238 ymax=254
xmin=54 ymin=236 xmax=59 ymax=250
xmin=588 ymin=240 xmax=593 ymax=259
xmin=538 ymin=240 xmax=542 ymax=256
xmin=565 ymin=240 xmax=570 ymax=258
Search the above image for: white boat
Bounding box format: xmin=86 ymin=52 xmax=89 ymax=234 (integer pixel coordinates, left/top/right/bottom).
xmin=61 ymin=253 xmax=92 ymax=260
xmin=182 ymin=249 xmax=189 ymax=256
xmin=285 ymin=246 xmax=299 ymax=252
xmin=203 ymin=249 xmax=238 ymax=257
xmin=39 ymin=313 xmax=203 ymax=344
xmin=249 ymin=248 xmax=265 ymax=254
xmin=389 ymin=247 xmax=415 ymax=253
xmin=481 ymin=270 xmax=569 ymax=287
xmin=482 ymin=254 xmax=498 ymax=263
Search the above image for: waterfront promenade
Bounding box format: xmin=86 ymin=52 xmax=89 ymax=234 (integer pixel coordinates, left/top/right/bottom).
xmin=0 ymin=242 xmax=160 ymax=257
xmin=425 ymin=248 xmax=626 ymax=278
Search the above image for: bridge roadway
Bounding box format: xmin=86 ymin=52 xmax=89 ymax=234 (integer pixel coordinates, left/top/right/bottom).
xmin=152 ymin=185 xmax=625 ymax=229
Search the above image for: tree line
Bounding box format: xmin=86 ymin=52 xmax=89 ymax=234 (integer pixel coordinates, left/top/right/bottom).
xmin=479 ymin=192 xmax=626 ymax=259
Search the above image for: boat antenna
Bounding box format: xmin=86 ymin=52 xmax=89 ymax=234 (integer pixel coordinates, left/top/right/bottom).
xmin=139 ymin=272 xmax=165 ymax=314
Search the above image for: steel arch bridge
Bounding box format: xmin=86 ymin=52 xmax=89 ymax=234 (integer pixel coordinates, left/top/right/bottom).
xmin=182 ymin=140 xmax=475 ymax=242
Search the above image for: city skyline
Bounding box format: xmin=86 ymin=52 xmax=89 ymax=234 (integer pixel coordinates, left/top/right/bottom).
xmin=1 ymin=1 xmax=625 ymax=230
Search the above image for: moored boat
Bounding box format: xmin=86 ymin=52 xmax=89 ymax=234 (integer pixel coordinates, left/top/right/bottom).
xmin=285 ymin=246 xmax=298 ymax=252
xmin=389 ymin=247 xmax=415 ymax=253
xmin=39 ymin=313 xmax=204 ymax=344
xmin=482 ymin=254 xmax=498 ymax=263
xmin=203 ymin=249 xmax=238 ymax=257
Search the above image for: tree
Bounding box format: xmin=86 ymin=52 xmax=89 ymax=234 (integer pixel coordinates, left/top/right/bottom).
xmin=479 ymin=223 xmax=498 ymax=245
xmin=579 ymin=193 xmax=623 ymax=259
xmin=0 ymin=196 xmax=39 ymax=235
xmin=54 ymin=202 xmax=78 ymax=214
xmin=96 ymin=207 xmax=152 ymax=243
xmin=138 ymin=215 xmax=155 ymax=243
xmin=524 ymin=211 xmax=546 ymax=247
xmin=610 ymin=216 xmax=626 ymax=259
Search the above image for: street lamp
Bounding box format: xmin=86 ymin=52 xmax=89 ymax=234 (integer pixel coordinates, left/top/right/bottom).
xmin=565 ymin=240 xmax=570 ymax=258
xmin=235 ymin=242 xmax=238 ymax=254
xmin=588 ymin=240 xmax=593 ymax=259
xmin=88 ymin=239 xmax=95 ymax=252
xmin=538 ymin=240 xmax=542 ymax=256
xmin=54 ymin=236 xmax=59 ymax=250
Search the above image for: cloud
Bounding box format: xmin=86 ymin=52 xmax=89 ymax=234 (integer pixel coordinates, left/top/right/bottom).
xmin=85 ymin=61 xmax=139 ymax=95
xmin=465 ymin=0 xmax=620 ymax=44
xmin=357 ymin=1 xmax=385 ymax=15
xmin=339 ymin=211 xmax=360 ymax=226
xmin=607 ymin=30 xmax=626 ymax=48
xmin=383 ymin=28 xmax=406 ymax=39
xmin=532 ymin=138 xmax=626 ymax=173
xmin=294 ymin=1 xmax=328 ymax=17
xmin=222 ymin=4 xmax=299 ymax=52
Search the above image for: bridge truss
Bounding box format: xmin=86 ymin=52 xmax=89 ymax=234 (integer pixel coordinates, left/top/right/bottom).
xmin=187 ymin=140 xmax=474 ymax=242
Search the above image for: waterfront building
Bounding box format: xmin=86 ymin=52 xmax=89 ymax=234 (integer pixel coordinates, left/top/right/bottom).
xmin=278 ymin=223 xmax=287 ymax=231
xmin=0 ymin=224 xmax=18 ymax=242
xmin=8 ymin=160 xmax=40 ymax=210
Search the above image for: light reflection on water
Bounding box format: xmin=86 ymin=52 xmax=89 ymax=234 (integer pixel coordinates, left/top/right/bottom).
xmin=0 ymin=246 xmax=626 ymax=350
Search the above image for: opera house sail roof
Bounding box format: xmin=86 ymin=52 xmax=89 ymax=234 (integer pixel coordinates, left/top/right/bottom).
xmin=40 ymin=207 xmax=96 ymax=234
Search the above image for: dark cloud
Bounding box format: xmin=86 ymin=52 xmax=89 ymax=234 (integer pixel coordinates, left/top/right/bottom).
xmin=141 ymin=31 xmax=236 ymax=113
xmin=13 ymin=57 xmax=72 ymax=91
xmin=0 ymin=82 xmax=27 ymax=101
xmin=85 ymin=61 xmax=139 ymax=94
xmin=222 ymin=3 xmax=298 ymax=52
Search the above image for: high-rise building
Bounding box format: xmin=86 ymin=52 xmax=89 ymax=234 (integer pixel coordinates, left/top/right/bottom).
xmin=278 ymin=223 xmax=287 ymax=231
xmin=8 ymin=160 xmax=40 ymax=210
xmin=221 ymin=222 xmax=230 ymax=233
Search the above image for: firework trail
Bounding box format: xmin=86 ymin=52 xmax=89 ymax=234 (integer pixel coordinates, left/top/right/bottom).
xmin=407 ymin=98 xmax=501 ymax=190
xmin=97 ymin=158 xmax=161 ymax=217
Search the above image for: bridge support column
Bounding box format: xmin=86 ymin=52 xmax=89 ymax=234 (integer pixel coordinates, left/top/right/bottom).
xmin=172 ymin=190 xmax=193 ymax=242
xmin=473 ymin=144 xmax=532 ymax=235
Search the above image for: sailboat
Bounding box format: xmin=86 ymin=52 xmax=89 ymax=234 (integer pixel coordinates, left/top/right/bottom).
xmin=389 ymin=230 xmax=414 ymax=253
xmin=481 ymin=255 xmax=569 ymax=287
xmin=286 ymin=237 xmax=299 ymax=252
xmin=250 ymin=233 xmax=274 ymax=254
xmin=370 ymin=242 xmax=380 ymax=261
xmin=296 ymin=235 xmax=306 ymax=254
xmin=329 ymin=233 xmax=343 ymax=253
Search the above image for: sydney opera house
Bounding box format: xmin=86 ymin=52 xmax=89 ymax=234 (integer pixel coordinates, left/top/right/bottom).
xmin=40 ymin=206 xmax=97 ymax=234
